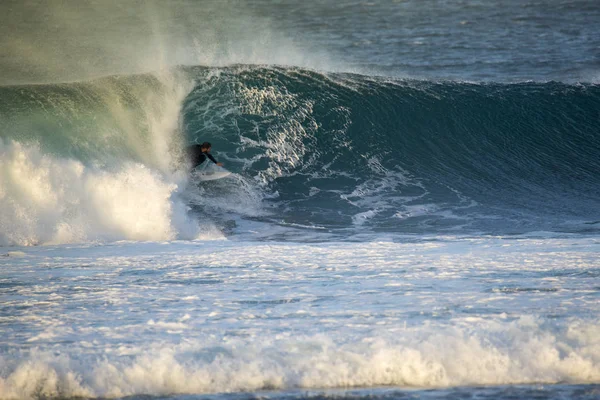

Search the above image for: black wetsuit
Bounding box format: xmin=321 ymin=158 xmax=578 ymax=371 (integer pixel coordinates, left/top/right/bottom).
xmin=186 ymin=145 xmax=218 ymax=169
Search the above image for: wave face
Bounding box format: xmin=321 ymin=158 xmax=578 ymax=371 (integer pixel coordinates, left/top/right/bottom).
xmin=181 ymin=66 xmax=600 ymax=236
xmin=1 ymin=66 xmax=599 ymax=245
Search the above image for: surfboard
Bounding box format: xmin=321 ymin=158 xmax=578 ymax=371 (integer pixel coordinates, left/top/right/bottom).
xmin=192 ymin=162 xmax=232 ymax=181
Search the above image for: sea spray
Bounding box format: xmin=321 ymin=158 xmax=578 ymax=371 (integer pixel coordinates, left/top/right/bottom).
xmin=0 ymin=71 xmax=208 ymax=246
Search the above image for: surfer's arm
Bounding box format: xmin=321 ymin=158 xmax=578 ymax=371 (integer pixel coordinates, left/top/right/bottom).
xmin=207 ymin=153 xmax=223 ymax=166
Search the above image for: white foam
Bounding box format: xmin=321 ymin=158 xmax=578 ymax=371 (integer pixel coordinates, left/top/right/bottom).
xmin=1 ymin=237 xmax=599 ymax=398
xmin=0 ymin=140 xmax=205 ymax=246
xmin=236 ymin=83 xmax=318 ymax=185
xmin=1 ymin=318 xmax=599 ymax=399
xmin=185 ymin=173 xmax=266 ymax=218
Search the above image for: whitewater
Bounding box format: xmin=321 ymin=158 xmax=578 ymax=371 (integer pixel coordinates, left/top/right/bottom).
xmin=1 ymin=1 xmax=599 ymax=399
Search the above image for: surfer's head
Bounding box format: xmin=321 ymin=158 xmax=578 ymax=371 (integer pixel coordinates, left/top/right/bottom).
xmin=200 ymin=142 xmax=212 ymax=152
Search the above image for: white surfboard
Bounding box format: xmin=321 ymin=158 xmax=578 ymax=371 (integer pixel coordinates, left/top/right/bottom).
xmin=192 ymin=162 xmax=232 ymax=181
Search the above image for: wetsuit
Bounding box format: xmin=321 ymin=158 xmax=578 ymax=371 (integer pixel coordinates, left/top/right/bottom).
xmin=186 ymin=145 xmax=219 ymax=169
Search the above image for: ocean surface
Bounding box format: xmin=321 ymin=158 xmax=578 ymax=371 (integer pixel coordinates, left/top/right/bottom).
xmin=1 ymin=1 xmax=599 ymax=399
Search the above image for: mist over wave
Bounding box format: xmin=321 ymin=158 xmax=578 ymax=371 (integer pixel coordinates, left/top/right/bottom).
xmin=0 ymin=0 xmax=335 ymax=86
xmin=3 ymin=0 xmax=599 ymax=85
xmin=0 ymin=71 xmax=214 ymax=246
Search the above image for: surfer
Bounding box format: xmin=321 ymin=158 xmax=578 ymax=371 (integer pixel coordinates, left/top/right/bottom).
xmin=186 ymin=142 xmax=223 ymax=169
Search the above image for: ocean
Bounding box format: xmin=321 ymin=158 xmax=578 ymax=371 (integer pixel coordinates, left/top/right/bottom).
xmin=0 ymin=1 xmax=599 ymax=399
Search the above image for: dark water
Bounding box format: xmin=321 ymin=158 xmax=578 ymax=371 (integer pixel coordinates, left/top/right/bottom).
xmin=181 ymin=66 xmax=600 ymax=236
xmin=123 ymin=384 xmax=600 ymax=400
xmin=245 ymin=0 xmax=600 ymax=82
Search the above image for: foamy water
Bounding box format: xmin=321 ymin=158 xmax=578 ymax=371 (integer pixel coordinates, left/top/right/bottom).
xmin=1 ymin=237 xmax=599 ymax=399
xmin=0 ymin=139 xmax=206 ymax=246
